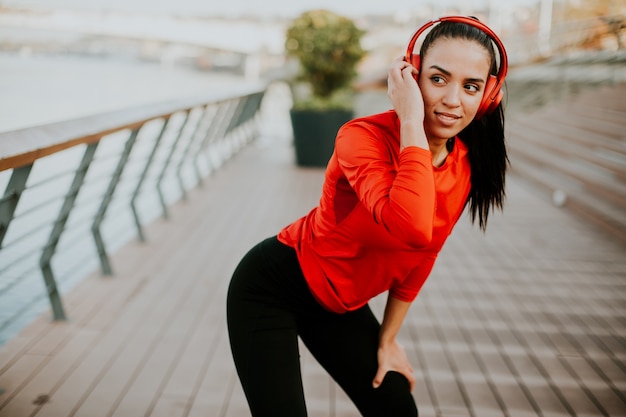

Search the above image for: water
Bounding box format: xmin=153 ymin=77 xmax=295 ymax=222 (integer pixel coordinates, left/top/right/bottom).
xmin=0 ymin=52 xmax=260 ymax=345
xmin=0 ymin=52 xmax=253 ymax=133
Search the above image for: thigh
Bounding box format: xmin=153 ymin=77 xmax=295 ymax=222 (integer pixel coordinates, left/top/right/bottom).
xmin=226 ymin=238 xmax=308 ymax=417
xmin=297 ymin=305 xmax=417 ymax=417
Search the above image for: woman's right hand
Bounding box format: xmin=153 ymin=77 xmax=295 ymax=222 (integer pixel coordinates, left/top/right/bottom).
xmin=387 ymin=57 xmax=424 ymax=125
xmin=387 ymin=57 xmax=428 ymax=151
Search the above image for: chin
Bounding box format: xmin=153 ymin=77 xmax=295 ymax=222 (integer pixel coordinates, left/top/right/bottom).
xmin=426 ymin=116 xmax=468 ymax=140
xmin=428 ymin=126 xmax=462 ymax=142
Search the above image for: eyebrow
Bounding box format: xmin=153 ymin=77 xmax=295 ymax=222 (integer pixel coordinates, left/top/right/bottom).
xmin=428 ymin=65 xmax=485 ymax=84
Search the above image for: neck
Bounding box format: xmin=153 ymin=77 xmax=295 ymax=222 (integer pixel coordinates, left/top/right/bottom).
xmin=429 ymin=138 xmax=450 ymax=167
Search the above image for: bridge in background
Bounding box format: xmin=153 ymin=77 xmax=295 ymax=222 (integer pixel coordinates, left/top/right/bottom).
xmin=2 ymin=7 xmax=623 ymax=82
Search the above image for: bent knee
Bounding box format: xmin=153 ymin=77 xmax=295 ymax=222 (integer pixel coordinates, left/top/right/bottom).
xmin=368 ymin=371 xmax=418 ymax=417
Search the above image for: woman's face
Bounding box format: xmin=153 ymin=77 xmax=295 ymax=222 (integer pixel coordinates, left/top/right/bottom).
xmin=418 ymin=37 xmax=492 ymax=142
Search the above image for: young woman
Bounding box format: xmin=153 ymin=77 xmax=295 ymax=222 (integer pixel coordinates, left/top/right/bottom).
xmin=227 ymin=16 xmax=508 ymax=417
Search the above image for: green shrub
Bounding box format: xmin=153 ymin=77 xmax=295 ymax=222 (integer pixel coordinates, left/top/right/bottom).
xmin=285 ymin=9 xmax=366 ymax=110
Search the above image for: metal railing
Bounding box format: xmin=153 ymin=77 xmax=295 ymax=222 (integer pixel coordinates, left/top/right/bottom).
xmin=0 ymin=85 xmax=266 ymax=324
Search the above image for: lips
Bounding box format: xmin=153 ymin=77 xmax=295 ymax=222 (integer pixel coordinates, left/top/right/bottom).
xmin=435 ymin=112 xmax=461 ymax=126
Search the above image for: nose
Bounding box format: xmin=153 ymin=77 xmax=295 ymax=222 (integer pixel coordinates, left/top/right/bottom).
xmin=442 ymin=84 xmax=461 ymax=108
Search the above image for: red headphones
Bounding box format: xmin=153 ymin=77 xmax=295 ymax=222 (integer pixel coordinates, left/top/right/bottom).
xmin=405 ymin=16 xmax=508 ymax=119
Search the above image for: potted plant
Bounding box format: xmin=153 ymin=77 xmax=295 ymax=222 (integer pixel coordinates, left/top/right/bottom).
xmin=285 ymin=9 xmax=366 ymax=167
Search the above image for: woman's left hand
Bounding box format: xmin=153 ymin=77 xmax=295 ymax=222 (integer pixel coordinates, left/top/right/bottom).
xmin=372 ymin=339 xmax=415 ymax=390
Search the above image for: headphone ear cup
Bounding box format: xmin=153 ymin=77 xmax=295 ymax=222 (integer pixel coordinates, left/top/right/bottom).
xmin=409 ymin=54 xmax=420 ymax=81
xmin=410 ymin=53 xmax=421 ymax=71
xmin=476 ymin=74 xmax=501 ymax=119
xmin=489 ymin=90 xmax=503 ymax=114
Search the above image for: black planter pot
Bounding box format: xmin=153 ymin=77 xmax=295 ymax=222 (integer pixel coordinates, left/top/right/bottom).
xmin=289 ymin=109 xmax=354 ymax=167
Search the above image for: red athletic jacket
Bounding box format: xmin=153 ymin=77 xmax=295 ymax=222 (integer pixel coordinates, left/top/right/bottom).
xmin=278 ymin=110 xmax=472 ymax=313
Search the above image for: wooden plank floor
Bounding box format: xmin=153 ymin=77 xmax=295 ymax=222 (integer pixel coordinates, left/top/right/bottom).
xmin=0 ymin=84 xmax=625 ymax=417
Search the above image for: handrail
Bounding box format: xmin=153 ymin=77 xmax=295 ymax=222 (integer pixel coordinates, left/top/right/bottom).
xmin=0 ymin=84 xmax=267 ymax=326
xmin=0 ymin=84 xmax=265 ymax=171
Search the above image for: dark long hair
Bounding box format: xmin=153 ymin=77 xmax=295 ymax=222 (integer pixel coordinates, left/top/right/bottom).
xmin=420 ymin=20 xmax=508 ymax=231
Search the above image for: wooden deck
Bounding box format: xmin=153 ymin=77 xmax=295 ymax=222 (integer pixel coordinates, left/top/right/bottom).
xmin=506 ymin=83 xmax=626 ymax=243
xmin=0 ymin=84 xmax=625 ymax=417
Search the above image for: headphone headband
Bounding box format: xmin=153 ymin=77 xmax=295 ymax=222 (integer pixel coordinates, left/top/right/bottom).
xmin=405 ymin=16 xmax=508 ymax=108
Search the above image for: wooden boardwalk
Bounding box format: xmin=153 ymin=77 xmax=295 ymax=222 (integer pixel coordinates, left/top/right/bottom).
xmin=0 ymin=84 xmax=625 ymax=417
xmin=506 ymin=83 xmax=626 ymax=243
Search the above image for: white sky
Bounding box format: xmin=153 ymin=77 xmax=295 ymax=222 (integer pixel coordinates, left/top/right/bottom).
xmin=3 ymin=0 xmax=541 ymax=18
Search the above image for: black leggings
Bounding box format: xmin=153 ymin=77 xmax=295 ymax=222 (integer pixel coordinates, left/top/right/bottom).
xmin=226 ymin=236 xmax=418 ymax=417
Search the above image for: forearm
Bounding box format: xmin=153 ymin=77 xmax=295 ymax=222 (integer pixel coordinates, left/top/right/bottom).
xmin=399 ymin=118 xmax=428 ymax=152
xmin=373 ymin=294 xmax=416 ymax=389
xmin=379 ymin=295 xmax=412 ymax=346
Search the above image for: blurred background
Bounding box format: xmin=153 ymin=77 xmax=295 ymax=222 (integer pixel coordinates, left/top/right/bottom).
xmin=0 ymin=0 xmax=624 ymax=133
xmin=0 ymin=4 xmax=625 ymax=415
xmin=0 ymin=0 xmax=624 ymax=345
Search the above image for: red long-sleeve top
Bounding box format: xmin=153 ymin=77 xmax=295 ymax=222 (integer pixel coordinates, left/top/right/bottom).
xmin=278 ymin=110 xmax=472 ymax=313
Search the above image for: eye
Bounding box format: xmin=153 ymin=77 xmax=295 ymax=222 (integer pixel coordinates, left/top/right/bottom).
xmin=465 ymin=84 xmax=480 ymax=93
xmin=431 ymin=76 xmax=445 ymax=85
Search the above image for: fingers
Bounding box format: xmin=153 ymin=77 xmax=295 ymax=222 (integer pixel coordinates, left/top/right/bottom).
xmin=388 ymin=57 xmax=416 ymax=80
xmin=387 ymin=61 xmax=413 ymax=102
xmin=372 ymin=367 xmax=386 ymax=389
xmin=372 ymin=365 xmax=415 ymax=390
xmin=387 ymin=59 xmax=424 ymax=122
xmin=387 ymin=59 xmax=419 ymax=100
xmin=373 ymin=339 xmax=417 ymax=391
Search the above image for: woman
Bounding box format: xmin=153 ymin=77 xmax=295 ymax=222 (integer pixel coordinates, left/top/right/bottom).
xmin=227 ymin=16 xmax=508 ymax=417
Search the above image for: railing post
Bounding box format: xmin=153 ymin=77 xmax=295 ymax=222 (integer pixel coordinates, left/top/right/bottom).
xmin=226 ymin=96 xmax=248 ymax=135
xmin=92 ymin=128 xmax=140 ymax=276
xmin=40 ymin=142 xmax=99 ymax=320
xmin=247 ymin=91 xmax=266 ymax=141
xmin=157 ymin=110 xmax=191 ymax=219
xmin=191 ymin=104 xmax=219 ymax=184
xmin=228 ymin=94 xmax=259 ymax=151
xmin=245 ymin=91 xmax=266 ymax=143
xmin=220 ymin=97 xmax=247 ymax=160
xmin=176 ymin=106 xmax=210 ymax=199
xmin=131 ymin=118 xmax=170 ymax=242
xmin=203 ymin=99 xmax=239 ymax=166
xmin=0 ymin=165 xmax=33 ymax=248
xmin=196 ymin=101 xmax=229 ymax=175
